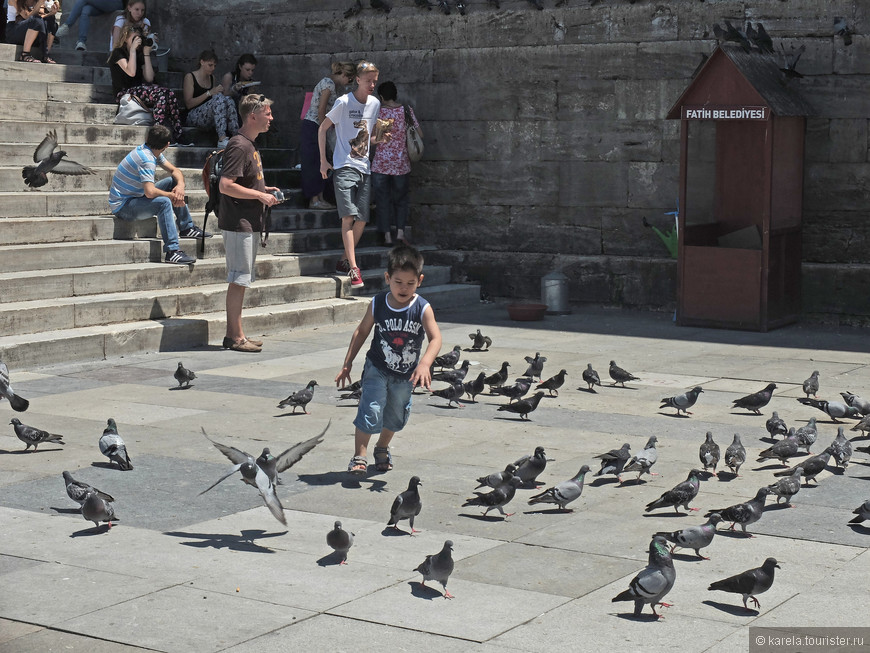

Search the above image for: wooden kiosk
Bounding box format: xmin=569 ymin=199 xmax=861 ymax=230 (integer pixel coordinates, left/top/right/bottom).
xmin=667 ymin=45 xmax=813 ymax=331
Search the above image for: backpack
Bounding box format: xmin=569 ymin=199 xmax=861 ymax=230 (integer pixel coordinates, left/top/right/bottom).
xmin=200 ymin=148 xmax=225 ymax=254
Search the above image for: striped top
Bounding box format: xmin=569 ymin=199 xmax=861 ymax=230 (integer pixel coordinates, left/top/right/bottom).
xmin=108 ymin=144 xmax=165 ymax=213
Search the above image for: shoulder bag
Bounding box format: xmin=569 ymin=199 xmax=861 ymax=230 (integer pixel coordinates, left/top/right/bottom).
xmin=404 ymin=105 xmax=423 ymax=163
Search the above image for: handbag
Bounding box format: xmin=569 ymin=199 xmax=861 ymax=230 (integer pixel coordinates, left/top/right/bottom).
xmin=404 ymin=105 xmax=423 ymax=162
xmin=114 ymin=93 xmax=155 ymax=126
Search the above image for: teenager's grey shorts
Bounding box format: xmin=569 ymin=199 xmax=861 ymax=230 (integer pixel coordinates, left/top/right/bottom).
xmin=333 ymin=167 xmax=370 ymax=222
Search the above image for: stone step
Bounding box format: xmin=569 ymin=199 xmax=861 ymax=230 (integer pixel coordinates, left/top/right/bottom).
xmin=0 ymin=188 xmax=208 ymax=218
xmin=0 ymin=53 xmax=185 ymax=87
xmin=0 ymin=120 xmax=147 ymax=146
xmin=0 ymin=99 xmax=118 ymax=125
xmin=0 ymin=79 xmax=115 ymax=103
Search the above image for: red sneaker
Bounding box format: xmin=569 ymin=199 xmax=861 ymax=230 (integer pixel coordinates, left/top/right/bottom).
xmin=349 ymin=266 xmax=364 ymax=288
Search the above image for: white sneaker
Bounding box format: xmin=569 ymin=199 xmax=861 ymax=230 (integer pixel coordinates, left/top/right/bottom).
xmin=75 ymin=40 xmax=86 ymax=51
xmin=55 ymin=23 xmax=69 ymax=38
xmin=216 ymin=138 xmax=229 ymax=149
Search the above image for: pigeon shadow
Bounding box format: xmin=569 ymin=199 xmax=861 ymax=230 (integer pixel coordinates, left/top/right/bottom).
xmin=848 ymin=523 xmax=870 ymax=534
xmin=168 ymin=385 xmax=194 ymax=391
xmin=715 ymin=529 xmax=755 ymax=539
xmin=590 ymin=478 xmax=621 ymax=487
xmin=613 ymin=612 xmax=663 ymax=622
xmin=409 ymin=581 xmax=444 ymax=600
xmin=430 ymin=404 xmax=465 ymax=410
xmin=759 ymin=436 xmax=779 ymax=444
xmin=273 ymin=411 xmax=309 ymax=418
xmin=381 ymin=526 xmax=415 ymax=536
xmin=296 ymin=471 xmax=355 ymax=487
xmin=89 ymin=461 xmax=127 ymax=470
xmin=607 ymin=385 xmax=639 ymax=391
xmin=658 ymin=412 xmax=691 ymax=419
xmin=163 ymin=529 xmax=286 ymax=553
xmin=730 ymin=412 xmax=765 ymax=417
xmin=0 ymin=448 xmax=63 ymax=454
xmin=702 ymin=599 xmax=758 ymax=616
xmin=671 ymin=552 xmax=707 ymax=562
xmin=716 ymin=471 xmax=739 ymax=482
xmin=523 ymin=507 xmax=574 ymax=515
xmin=642 ymin=511 xmax=690 ymax=518
xmin=576 ymin=387 xmax=598 ymax=394
xmin=765 ymin=502 xmax=797 ymax=511
xmin=317 ymin=551 xmax=348 ymax=567
xmin=619 ymin=477 xmax=650 ymax=486
xmin=493 ymin=416 xmax=533 ymax=422
xmin=753 ymin=462 xmax=803 ymax=472
xmin=458 ymin=512 xmax=508 ymax=522
xmin=51 ymin=506 xmax=81 ymax=514
xmin=70 ymin=525 xmax=113 ymax=537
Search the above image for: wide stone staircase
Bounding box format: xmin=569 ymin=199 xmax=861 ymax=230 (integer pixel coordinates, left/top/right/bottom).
xmin=0 ymin=43 xmax=479 ymax=368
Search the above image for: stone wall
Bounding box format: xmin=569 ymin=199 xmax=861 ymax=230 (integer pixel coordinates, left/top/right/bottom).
xmin=155 ymin=0 xmax=870 ymax=320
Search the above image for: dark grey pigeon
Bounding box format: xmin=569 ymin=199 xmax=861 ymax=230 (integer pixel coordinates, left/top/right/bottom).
xmin=22 ymin=129 xmax=95 ymax=188
xmin=339 ymin=388 xmax=362 ymax=402
xmin=522 ymin=352 xmax=547 ymax=379
xmin=767 ymin=468 xmax=802 ymax=507
xmin=594 ymin=442 xmax=631 ymax=484
xmin=475 ymin=464 xmax=517 ymax=490
xmin=278 ymin=380 xmax=318 ymax=414
xmin=848 ymin=499 xmax=870 ymax=524
xmin=755 ymin=22 xmax=775 ymax=53
xmin=387 ymin=475 xmax=422 ymax=534
xmin=513 ymin=446 xmax=549 ymax=485
xmin=497 ymin=377 xmax=533 ymax=403
xmin=63 ymin=471 xmax=114 ymax=506
xmin=581 ymin=363 xmax=601 ymax=390
xmin=343 ymin=0 xmax=362 ymax=18
xmin=779 ymin=43 xmax=806 ymax=81
xmin=699 ymin=431 xmax=720 ymax=476
xmin=414 ymin=540 xmax=454 ymax=599
xmin=0 ymin=361 xmax=29 ymax=412
xmin=99 ymin=418 xmax=132 ymax=470
xmin=624 ymin=436 xmax=659 ymax=481
xmin=645 ymin=468 xmax=702 ymax=514
xmin=468 ymin=329 xmax=492 ymax=351
xmin=528 ymin=465 xmax=590 ymax=511
xmin=463 ymin=372 xmax=486 ymax=402
xmin=851 ymin=415 xmax=870 ymax=436
xmin=724 ymin=433 xmax=746 ymax=476
xmin=705 ymin=487 xmax=771 ymax=537
xmin=81 ymin=490 xmax=119 ymax=531
xmin=497 ymin=391 xmax=545 ymax=420
xmin=840 ymin=391 xmax=870 ymax=416
xmin=802 ymin=370 xmax=819 ymax=398
xmin=756 ymin=429 xmax=800 ymax=466
xmin=483 ymin=361 xmax=511 ymax=390
xmin=536 ymin=369 xmax=567 ymax=396
xmin=795 ymin=417 xmax=817 ymax=452
xmin=10 ymin=418 xmax=64 ymax=451
xmin=326 ymin=520 xmax=354 ymax=564
xmin=830 ymin=426 xmax=853 ymax=469
xmin=432 ymin=360 xmax=470 ymax=384
xmin=708 ymin=557 xmax=780 ymax=610
xmin=174 ymin=361 xmax=196 ymax=388
xmin=796 ymin=397 xmax=860 ymax=423
xmin=431 ymin=381 xmax=465 ymax=408
xmin=660 ymin=387 xmax=703 ymax=416
xmin=773 ymin=446 xmax=833 ymax=486
xmin=611 ymin=535 xmax=676 ymax=618
xmin=723 ymin=20 xmax=752 ymax=52
xmin=766 ymin=412 xmax=788 ymax=439
xmin=834 ymin=17 xmax=853 ymax=45
xmin=462 ymin=475 xmax=522 ymax=518
xmin=434 ymin=345 xmax=462 ymax=370
xmin=656 ymin=513 xmax=722 ymax=559
xmin=732 ymin=383 xmax=776 ymax=414
xmin=609 ymin=360 xmax=640 ymax=387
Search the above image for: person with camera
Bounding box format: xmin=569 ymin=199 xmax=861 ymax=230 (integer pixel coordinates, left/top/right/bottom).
xmin=218 ymin=94 xmax=281 ymax=353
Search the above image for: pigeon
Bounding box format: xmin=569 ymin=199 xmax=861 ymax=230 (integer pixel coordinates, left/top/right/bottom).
xmin=522 ymin=352 xmax=547 ymax=379
xmin=594 ymin=442 xmax=631 ymax=483
xmin=278 ymin=380 xmax=318 ymax=414
xmin=773 ymin=447 xmax=833 ymax=486
xmin=484 ymin=361 xmax=510 ymax=390
xmin=99 ymin=418 xmax=132 ymax=470
xmin=624 ymin=435 xmax=659 ymax=481
xmin=513 ymin=446 xmax=549 ymax=486
xmin=834 ymin=17 xmax=853 ymax=46
xmin=81 ymin=489 xmax=119 ymax=530
xmin=468 ymin=329 xmax=491 ymax=351
xmin=0 ymin=361 xmax=29 ymax=412
xmin=462 ymin=475 xmax=522 ymax=518
xmin=431 ymin=381 xmax=465 ymax=408
xmin=536 ymin=369 xmax=567 ymax=396
xmin=63 ymin=471 xmax=114 ymax=506
xmin=463 ymin=372 xmax=486 ymax=402
xmin=370 ymin=0 xmax=391 ymax=11
xmin=699 ymin=431 xmax=720 ymax=476
xmin=414 ymin=540 xmax=454 ymax=599
xmin=326 ymin=520 xmax=354 ymax=564
xmin=611 ymin=535 xmax=676 ymax=618
xmin=437 ymin=0 xmax=450 ymax=14
xmin=22 ymin=130 xmax=95 ymax=188
xmin=756 ymin=429 xmax=801 ymax=466
xmin=344 ymin=0 xmax=362 ymax=18
xmin=708 ymin=558 xmax=780 ymax=610
xmin=432 ymin=360 xmax=470 ymax=384
xmin=840 ymin=392 xmax=870 ymax=416
xmin=528 ymin=465 xmax=590 ymax=511
xmin=645 ymin=469 xmax=702 ymax=514
xmin=496 ymin=377 xmax=532 ymax=403
xmin=765 ymin=411 xmax=788 ymax=439
xmin=851 ymin=415 xmax=870 ymax=437
xmin=434 ymin=345 xmax=461 ymax=370
xmin=475 ymin=463 xmax=517 ymax=489
xmin=339 ymin=388 xmax=362 ymax=402
xmin=724 ymin=20 xmax=753 ymax=52
xmin=656 ymin=513 xmax=722 ymax=559
xmin=724 ymin=433 xmax=746 ymax=476
xmin=745 ymin=22 xmax=760 ymax=48
xmin=581 ymin=363 xmax=601 ymax=390
xmin=660 ymin=386 xmax=703 ymax=416
xmin=767 ymin=468 xmax=802 ymax=507
xmin=830 ymin=426 xmax=853 ymax=469
xmin=795 ymin=417 xmax=818 ymax=452
xmin=527 ymin=0 xmax=543 ymax=9
xmin=732 ymin=383 xmax=776 ymax=414
xmin=802 ymin=370 xmax=820 ymax=398
xmin=779 ymin=43 xmax=806 ymax=81
xmin=796 ymin=397 xmax=860 ymax=423
xmin=755 ymin=22 xmax=775 ymax=54
xmin=496 ymin=391 xmax=545 ymax=420
xmin=705 ymin=487 xmax=771 ymax=536
xmin=10 ymin=418 xmax=64 ymax=451
xmin=387 ymin=475 xmax=422 ymax=533
xmin=608 ymin=360 xmax=640 ymax=387
xmin=200 ymin=428 xmax=287 ymax=526
xmin=848 ymin=499 xmax=870 ymax=524
xmin=174 ymin=361 xmax=195 ymax=388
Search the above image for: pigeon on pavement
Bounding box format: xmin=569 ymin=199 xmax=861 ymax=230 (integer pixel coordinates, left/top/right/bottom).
xmin=656 ymin=513 xmax=722 ymax=559
xmin=432 ymin=360 xmax=470 ymax=384
xmin=462 ymin=475 xmax=522 ymax=518
xmin=496 ymin=377 xmax=532 ymax=403
xmin=624 ymin=435 xmax=659 ymax=481
xmin=840 ymin=391 xmax=870 ymax=416
xmin=699 ymin=431 xmax=720 ymax=476
xmin=767 ymin=468 xmax=802 ymax=507
xmin=475 ymin=463 xmax=517 ymax=489
xmin=848 ymin=499 xmax=870 ymax=524
xmin=513 ymin=446 xmax=549 ymax=486
xmin=705 ymin=487 xmax=771 ymax=536
xmin=497 ymin=391 xmax=545 ymax=420
xmin=795 ymin=417 xmax=818 ymax=452
xmin=387 ymin=475 xmax=423 ymax=533
xmin=0 ymin=361 xmax=29 ymax=412
xmin=830 ymin=426 xmax=853 ymax=469
xmin=724 ymin=433 xmax=747 ymax=476
xmin=63 ymin=471 xmax=114 ymax=506
xmin=756 ymin=429 xmax=801 ymax=466
xmin=773 ymin=446 xmax=833 ymax=486
xmin=660 ymin=387 xmax=703 ymax=416
xmin=536 ymin=369 xmax=567 ymax=396
xmin=278 ymin=380 xmax=318 ymax=414
xmin=468 ymin=329 xmax=492 ymax=351
xmin=414 ymin=540 xmax=455 ymax=598
xmin=732 ymin=383 xmax=776 ymax=414
xmin=851 ymin=415 xmax=870 ymax=437
xmin=326 ymin=520 xmax=354 ymax=564
xmin=528 ymin=465 xmax=590 ymax=511
xmin=434 ymin=345 xmax=462 ymax=369
xmin=608 ymin=360 xmax=640 ymax=387
xmin=802 ymin=370 xmax=820 ymax=398
xmin=431 ymin=381 xmax=465 ymax=408
xmin=594 ymin=442 xmax=632 ymax=484
xmin=708 ymin=557 xmax=780 ymax=610
xmin=463 ymin=372 xmax=486 ymax=402
xmin=174 ymin=361 xmax=196 ymax=388
xmin=766 ymin=412 xmax=788 ymax=439
xmin=522 ymin=352 xmax=547 ymax=379
xmin=81 ymin=489 xmax=119 ymax=531
xmin=10 ymin=418 xmax=64 ymax=451
xmin=22 ymin=129 xmax=95 ymax=188
xmin=645 ymin=468 xmax=702 ymax=514
xmin=796 ymin=398 xmax=860 ymax=423
xmin=483 ymin=362 xmax=510 ymax=390
xmin=581 ymin=363 xmax=602 ymax=391
xmin=99 ymin=418 xmax=132 ymax=470
xmin=611 ymin=535 xmax=676 ymax=618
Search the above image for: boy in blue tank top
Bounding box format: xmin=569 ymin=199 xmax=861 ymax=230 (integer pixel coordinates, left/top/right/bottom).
xmin=335 ymin=245 xmax=443 ymax=476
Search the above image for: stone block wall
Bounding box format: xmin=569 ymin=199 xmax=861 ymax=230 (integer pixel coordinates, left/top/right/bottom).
xmin=155 ymin=0 xmax=870 ymax=321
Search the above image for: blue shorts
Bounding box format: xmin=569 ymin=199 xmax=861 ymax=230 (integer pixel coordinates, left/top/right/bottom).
xmin=353 ymin=359 xmax=413 ymax=434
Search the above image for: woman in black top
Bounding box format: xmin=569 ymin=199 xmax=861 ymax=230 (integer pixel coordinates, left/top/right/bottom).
xmin=183 ymin=50 xmax=239 ymax=148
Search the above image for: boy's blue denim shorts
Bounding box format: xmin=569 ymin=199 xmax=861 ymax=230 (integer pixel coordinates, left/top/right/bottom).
xmin=353 ymin=359 xmax=413 ymax=434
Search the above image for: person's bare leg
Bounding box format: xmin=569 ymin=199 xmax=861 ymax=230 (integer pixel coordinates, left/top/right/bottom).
xmin=23 ymin=29 xmax=38 ymax=53
xmin=354 ymin=428 xmax=395 ymax=458
xmin=225 ymin=283 xmax=246 ymax=342
xmin=341 ymin=216 xmax=358 ymax=269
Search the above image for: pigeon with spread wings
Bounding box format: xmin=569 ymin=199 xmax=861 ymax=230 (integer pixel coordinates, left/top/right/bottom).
xmin=22 ymin=130 xmax=95 ymax=188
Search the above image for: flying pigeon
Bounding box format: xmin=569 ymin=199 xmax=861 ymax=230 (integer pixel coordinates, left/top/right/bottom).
xmin=645 ymin=468 xmax=702 ymax=514
xmin=594 ymin=442 xmax=631 ymax=484
xmin=99 ymin=418 xmax=132 ymax=470
xmin=624 ymin=436 xmax=659 ymax=481
xmin=483 ymin=361 xmax=511 ymax=390
xmin=513 ymin=446 xmax=549 ymax=486
xmin=802 ymin=370 xmax=819 ymax=398
xmin=705 ymin=487 xmax=771 ymax=537
xmin=708 ymin=557 xmax=780 ymax=611
xmin=414 ymin=540 xmax=454 ymax=598
xmin=779 ymin=43 xmax=806 ymax=81
xmin=608 ymin=360 xmax=640 ymax=387
xmin=496 ymin=377 xmax=532 ymax=403
xmin=656 ymin=513 xmax=722 ymax=559
xmin=830 ymin=426 xmax=853 ymax=469
xmin=432 ymin=360 xmax=470 ymax=384
xmin=611 ymin=535 xmax=676 ymax=618
xmin=536 ymin=369 xmax=567 ymax=396
xmin=344 ymin=0 xmax=362 ymax=18
xmin=848 ymin=499 xmax=870 ymax=524
xmin=834 ymin=17 xmax=853 ymax=46
xmin=468 ymin=329 xmax=492 ymax=351
xmin=699 ymin=431 xmax=720 ymax=476
xmin=660 ymin=386 xmax=703 ymax=416
xmin=522 ymin=352 xmax=547 ymax=379
xmin=528 ymin=465 xmax=590 ymax=512
xmin=10 ymin=418 xmax=64 ymax=451
xmin=174 ymin=361 xmax=195 ymax=388
xmin=732 ymin=383 xmax=776 ymax=414
xmin=840 ymin=392 xmax=870 ymax=416
xmin=756 ymin=429 xmax=801 ymax=466
xmin=795 ymin=417 xmax=817 ymax=452
xmin=278 ymin=380 xmax=318 ymax=414
xmin=387 ymin=475 xmax=423 ymax=533
xmin=81 ymin=489 xmax=119 ymax=531
xmin=773 ymin=446 xmax=833 ymax=486
xmin=62 ymin=471 xmax=114 ymax=506
xmin=767 ymin=468 xmax=802 ymax=507
xmin=434 ymin=345 xmax=461 ymax=369
xmin=22 ymin=129 xmax=95 ymax=188
xmin=581 ymin=363 xmax=601 ymax=391
xmin=463 ymin=372 xmax=486 ymax=402
xmin=462 ymin=475 xmax=522 ymax=518
xmin=326 ymin=520 xmax=354 ymax=564
xmin=796 ymin=397 xmax=860 ymax=423
xmin=766 ymin=412 xmax=788 ymax=439
xmin=851 ymin=414 xmax=870 ymax=436
xmin=431 ymin=381 xmax=465 ymax=408
xmin=724 ymin=433 xmax=746 ymax=476
xmin=475 ymin=463 xmax=517 ymax=489
xmin=0 ymin=361 xmax=29 ymax=412
xmin=496 ymin=391 xmax=545 ymax=420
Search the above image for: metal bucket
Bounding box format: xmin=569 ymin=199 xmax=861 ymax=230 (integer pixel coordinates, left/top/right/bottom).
xmin=541 ymin=270 xmax=570 ymax=315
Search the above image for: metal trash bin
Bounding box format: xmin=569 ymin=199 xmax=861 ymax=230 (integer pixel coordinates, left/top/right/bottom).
xmin=541 ymin=271 xmax=570 ymax=315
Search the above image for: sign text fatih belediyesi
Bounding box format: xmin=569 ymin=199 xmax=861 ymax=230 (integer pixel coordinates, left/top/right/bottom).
xmin=682 ymin=106 xmax=768 ymax=120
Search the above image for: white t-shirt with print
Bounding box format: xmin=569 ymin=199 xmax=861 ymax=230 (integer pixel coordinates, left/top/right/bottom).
xmin=326 ymin=92 xmax=380 ymax=175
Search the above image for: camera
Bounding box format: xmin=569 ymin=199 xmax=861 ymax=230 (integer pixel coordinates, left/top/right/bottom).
xmin=271 ymin=189 xmax=285 ymax=203
xmin=132 ymin=26 xmax=153 ymax=48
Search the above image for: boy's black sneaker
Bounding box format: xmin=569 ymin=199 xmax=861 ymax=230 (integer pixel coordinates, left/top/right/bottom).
xmin=179 ymin=226 xmax=212 ymax=238
xmin=165 ymin=250 xmax=196 ymax=264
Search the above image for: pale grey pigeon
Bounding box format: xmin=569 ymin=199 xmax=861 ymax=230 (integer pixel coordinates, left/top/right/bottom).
xmin=475 ymin=463 xmax=517 ymax=489
xmin=773 ymin=446 xmax=833 ymax=485
xmin=840 ymin=391 xmax=870 ymax=416
xmin=462 ymin=475 xmax=522 ymax=518
xmin=63 ymin=471 xmax=114 ymax=506
xmin=609 ymin=360 xmax=640 ymax=387
xmin=732 ymin=383 xmax=776 ymax=414
xmin=536 ymin=369 xmax=567 ymax=396
xmin=0 ymin=361 xmax=29 ymax=412
xmin=513 ymin=446 xmax=549 ymax=486
xmin=387 ymin=475 xmax=422 ymax=533
xmin=645 ymin=468 xmax=702 ymax=514
xmin=660 ymin=386 xmax=703 ymax=416
xmin=523 ymin=352 xmax=547 ymax=379
xmin=174 ymin=361 xmax=196 ymax=388
xmin=594 ymin=442 xmax=631 ymax=483
xmin=796 ymin=397 xmax=860 ymax=423
xmin=765 ymin=412 xmax=787 ymax=439
xmin=767 ymin=468 xmax=802 ymax=507
xmin=611 ymin=535 xmax=676 ymax=618
xmin=830 ymin=426 xmax=853 ymax=469
xmin=756 ymin=429 xmax=800 ymax=466
xmin=795 ymin=417 xmax=818 ymax=452
xmin=708 ymin=557 xmax=779 ymax=610
xmin=497 ymin=391 xmax=545 ymax=420
xmin=802 ymin=370 xmax=819 ymax=398
xmin=326 ymin=520 xmax=354 ymax=564
xmin=278 ymin=380 xmax=318 ymax=414
xmin=10 ymin=418 xmax=64 ymax=451
xmin=434 ymin=345 xmax=461 ymax=369
xmin=414 ymin=540 xmax=454 ymax=599
xmin=431 ymin=381 xmax=465 ymax=408
xmin=656 ymin=513 xmax=722 ymax=559
xmin=99 ymin=418 xmax=132 ymax=470
xmin=81 ymin=489 xmax=118 ymax=530
xmin=725 ymin=433 xmax=746 ymax=476
xmin=483 ymin=361 xmax=510 ymax=390
xmin=699 ymin=431 xmax=720 ymax=476
xmin=705 ymin=487 xmax=771 ymax=537
xmin=468 ymin=329 xmax=492 ymax=351
xmin=624 ymin=436 xmax=659 ymax=481
xmin=528 ymin=465 xmax=591 ymax=511
xmin=848 ymin=499 xmax=870 ymax=524
xmin=850 ymin=414 xmax=870 ymax=436
xmin=581 ymin=363 xmax=601 ymax=390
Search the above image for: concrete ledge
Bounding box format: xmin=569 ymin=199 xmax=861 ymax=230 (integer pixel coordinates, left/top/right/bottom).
xmin=113 ymin=216 xmax=158 ymax=240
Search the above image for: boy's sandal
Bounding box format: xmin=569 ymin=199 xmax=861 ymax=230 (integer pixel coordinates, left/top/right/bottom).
xmin=348 ymin=456 xmax=368 ymax=476
xmin=373 ymin=446 xmax=393 ymax=472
